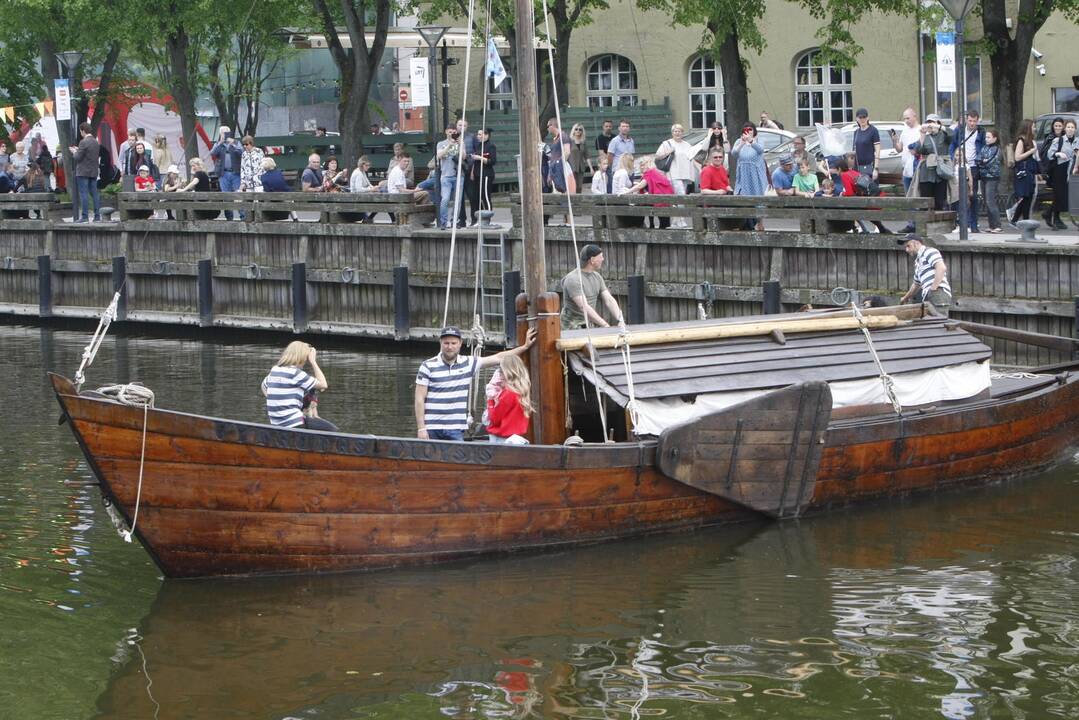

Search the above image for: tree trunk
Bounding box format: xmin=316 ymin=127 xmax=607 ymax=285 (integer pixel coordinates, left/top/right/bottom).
xmin=86 ymin=42 xmax=122 ymax=136
xmin=714 ymin=23 xmax=748 ymax=133
xmin=165 ymin=25 xmax=200 ymax=169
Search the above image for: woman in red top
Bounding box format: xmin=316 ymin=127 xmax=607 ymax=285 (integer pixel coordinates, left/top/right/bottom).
xmin=486 ymin=354 xmax=532 ymax=443
xmin=625 ymin=157 xmax=675 ymax=228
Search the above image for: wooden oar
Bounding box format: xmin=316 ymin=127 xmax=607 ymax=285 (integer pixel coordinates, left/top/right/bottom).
xmin=556 ymin=315 xmax=900 ymax=352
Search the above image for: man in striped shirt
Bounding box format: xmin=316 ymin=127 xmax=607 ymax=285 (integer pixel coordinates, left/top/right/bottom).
xmin=415 ymin=325 xmax=536 ymax=441
xmin=899 ymin=234 xmax=952 ymax=317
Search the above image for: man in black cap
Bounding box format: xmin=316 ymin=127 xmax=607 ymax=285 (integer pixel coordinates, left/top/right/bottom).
xmin=560 ymin=244 xmax=624 ymax=330
xmin=898 ymin=234 xmax=952 ymax=316
xmin=853 ymin=108 xmax=881 ymax=181
xmin=414 ymin=325 xmax=535 ymax=441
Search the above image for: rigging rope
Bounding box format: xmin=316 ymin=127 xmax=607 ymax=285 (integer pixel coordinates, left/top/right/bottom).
xmin=441 ymin=0 xmax=479 ymax=328
xmin=95 ymin=383 xmax=156 ymax=542
xmin=74 ymin=285 xmax=124 ymax=392
xmin=849 ymin=303 xmax=902 ymax=415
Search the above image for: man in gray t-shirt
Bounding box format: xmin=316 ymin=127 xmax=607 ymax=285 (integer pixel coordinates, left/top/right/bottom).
xmin=560 ymin=244 xmax=625 ymax=330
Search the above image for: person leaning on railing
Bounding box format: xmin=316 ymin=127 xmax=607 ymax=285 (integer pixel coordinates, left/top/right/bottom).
xmin=259 ymin=157 xmax=290 ymax=192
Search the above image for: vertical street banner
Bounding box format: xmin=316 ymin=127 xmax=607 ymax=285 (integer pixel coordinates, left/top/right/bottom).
xmin=54 ymin=78 xmax=72 ymax=121
xmin=410 ymin=57 xmax=430 ymax=107
xmin=935 ymin=32 xmax=956 ymax=93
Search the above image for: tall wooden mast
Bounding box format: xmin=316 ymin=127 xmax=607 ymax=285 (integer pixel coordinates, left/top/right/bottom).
xmin=513 ymin=0 xmax=565 ymax=444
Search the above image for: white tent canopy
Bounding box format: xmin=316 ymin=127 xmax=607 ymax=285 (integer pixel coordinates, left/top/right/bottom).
xmin=280 ymin=27 xmax=551 ymax=50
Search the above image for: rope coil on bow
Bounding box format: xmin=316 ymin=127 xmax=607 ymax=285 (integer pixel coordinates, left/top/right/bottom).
xmin=96 ymin=383 xmax=156 ymax=543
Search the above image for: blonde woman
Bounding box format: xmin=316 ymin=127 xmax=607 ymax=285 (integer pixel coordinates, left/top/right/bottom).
xmin=655 ymin=123 xmax=697 ymax=227
xmin=178 ymin=157 xmax=211 ymax=191
xmin=152 ymin=135 xmax=173 ymax=187
xmin=612 ymin=153 xmax=636 ymax=195
xmin=567 ymin=123 xmax=593 ymax=194
xmin=485 ymin=354 xmax=532 ymax=443
xmin=261 ymin=340 xmax=336 ymax=431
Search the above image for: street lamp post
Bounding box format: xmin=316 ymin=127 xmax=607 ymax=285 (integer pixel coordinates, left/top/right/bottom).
xmin=417 ymin=26 xmax=448 ymax=143
xmin=55 ymin=51 xmax=84 ymax=223
xmin=938 ymin=0 xmax=977 ymax=241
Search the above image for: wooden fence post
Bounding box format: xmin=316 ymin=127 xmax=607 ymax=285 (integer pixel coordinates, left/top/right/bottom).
xmin=291 ymin=262 xmax=308 ymax=333
xmin=762 ymin=280 xmax=782 ymax=314
xmin=503 ymin=270 xmax=521 ymax=345
xmin=198 ymin=259 xmax=214 ymax=328
xmin=37 ymin=255 xmax=52 ymax=317
xmin=628 ymin=274 xmax=646 ymax=325
xmin=111 ymin=256 xmax=127 ymax=321
xmin=393 ymin=266 xmax=410 ymax=340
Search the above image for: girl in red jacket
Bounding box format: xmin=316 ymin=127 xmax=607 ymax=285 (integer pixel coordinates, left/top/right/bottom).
xmin=485 ymin=354 xmax=532 ymax=443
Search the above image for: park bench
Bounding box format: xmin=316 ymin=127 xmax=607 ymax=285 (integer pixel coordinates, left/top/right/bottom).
xmin=0 ymin=192 xmax=63 ymax=220
xmin=512 ymin=193 xmax=954 ymax=237
xmin=116 ymin=191 xmax=437 ymax=227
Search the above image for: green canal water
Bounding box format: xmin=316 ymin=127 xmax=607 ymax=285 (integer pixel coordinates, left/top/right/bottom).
xmin=1 ymin=323 xmax=1078 ymax=719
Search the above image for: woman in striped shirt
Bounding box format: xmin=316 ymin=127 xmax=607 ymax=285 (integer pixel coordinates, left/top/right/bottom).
xmin=261 ymin=341 xmax=336 ymax=431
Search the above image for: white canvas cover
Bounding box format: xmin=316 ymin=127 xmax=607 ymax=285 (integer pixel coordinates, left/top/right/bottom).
xmin=631 ymin=360 xmax=993 ymax=437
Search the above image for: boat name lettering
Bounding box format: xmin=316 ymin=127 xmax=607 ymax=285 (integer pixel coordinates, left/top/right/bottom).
xmin=212 ymin=421 xmax=371 ymax=455
xmin=384 ymin=440 xmax=493 ymax=464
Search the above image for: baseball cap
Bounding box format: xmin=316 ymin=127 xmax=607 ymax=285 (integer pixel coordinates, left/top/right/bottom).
xmin=439 ymin=326 xmax=463 ymax=339
xmin=580 ymin=244 xmax=603 ymax=263
xmin=926 ymin=113 xmax=942 ymax=123
xmin=897 ymin=233 xmax=923 ymax=246
xmin=779 ymin=154 xmax=794 ymax=165
xmin=855 ymin=108 xmax=868 ymax=118
xmin=166 ymin=164 xmax=179 ymax=174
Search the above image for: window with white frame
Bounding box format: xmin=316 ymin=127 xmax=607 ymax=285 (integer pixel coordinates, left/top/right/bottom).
xmin=794 ymin=50 xmax=852 ymax=128
xmin=488 ymin=73 xmax=514 ymax=111
xmin=688 ymin=55 xmax=724 ymax=129
xmin=586 ymin=55 xmax=639 ymax=107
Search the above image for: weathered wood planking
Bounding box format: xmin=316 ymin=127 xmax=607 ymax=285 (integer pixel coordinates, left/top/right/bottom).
xmin=2 ymin=220 xmax=1079 ymax=366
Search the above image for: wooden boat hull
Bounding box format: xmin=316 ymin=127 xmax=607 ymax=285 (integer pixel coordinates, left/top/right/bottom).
xmin=51 ymin=370 xmax=1079 ymax=578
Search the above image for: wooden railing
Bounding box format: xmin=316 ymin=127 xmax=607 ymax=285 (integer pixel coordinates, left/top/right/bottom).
xmin=0 ymin=193 xmax=67 ymax=220
xmin=511 ymin=193 xmax=955 ymax=237
xmin=116 ymin=192 xmax=436 ymax=227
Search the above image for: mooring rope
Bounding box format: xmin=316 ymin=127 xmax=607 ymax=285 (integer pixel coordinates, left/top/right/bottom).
xmin=96 ymin=383 xmax=155 ymax=542
xmin=850 ymin=303 xmax=902 ymax=414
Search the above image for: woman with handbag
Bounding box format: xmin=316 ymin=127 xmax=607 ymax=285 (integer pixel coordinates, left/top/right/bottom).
xmin=1011 ymin=119 xmax=1039 ymax=222
xmin=655 ymin=124 xmax=697 ymax=228
xmin=913 ymin=114 xmax=953 ymax=210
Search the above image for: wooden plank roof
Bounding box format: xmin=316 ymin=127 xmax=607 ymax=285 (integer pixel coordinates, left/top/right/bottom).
xmin=567 ymin=317 xmax=992 ymax=405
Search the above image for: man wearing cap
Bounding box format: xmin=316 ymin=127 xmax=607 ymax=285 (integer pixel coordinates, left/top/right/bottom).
xmin=898 ymin=234 xmax=952 ymax=316
xmin=560 ymin=244 xmax=625 ymax=330
xmin=853 ymin=108 xmax=881 ymax=181
xmin=414 ymin=325 xmax=536 ymax=441
xmin=771 ymin=154 xmax=797 ymax=196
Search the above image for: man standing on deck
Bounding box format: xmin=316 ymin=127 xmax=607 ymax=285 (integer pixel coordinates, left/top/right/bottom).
xmin=560 ymin=244 xmax=625 ymax=330
xmin=898 ymin=234 xmax=952 ymax=317
xmin=415 ymin=326 xmax=536 ymax=441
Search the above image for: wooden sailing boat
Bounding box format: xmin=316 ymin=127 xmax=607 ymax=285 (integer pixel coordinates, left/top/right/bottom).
xmin=51 ymin=7 xmax=1079 ymax=578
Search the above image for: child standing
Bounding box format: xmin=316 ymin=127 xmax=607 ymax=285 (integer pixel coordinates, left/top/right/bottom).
xmin=486 ymin=355 xmax=532 ymax=444
xmin=591 ymin=156 xmax=609 ymax=195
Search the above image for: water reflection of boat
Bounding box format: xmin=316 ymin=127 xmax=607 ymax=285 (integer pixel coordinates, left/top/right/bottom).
xmin=92 ymin=525 xmax=765 ymax=719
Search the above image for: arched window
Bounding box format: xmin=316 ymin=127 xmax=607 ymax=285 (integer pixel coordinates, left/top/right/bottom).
xmin=586 ymin=55 xmax=638 ymax=108
xmin=794 ymin=50 xmax=852 ymax=128
xmin=488 ymin=73 xmax=514 ymax=111
xmin=688 ymin=55 xmax=724 ymax=129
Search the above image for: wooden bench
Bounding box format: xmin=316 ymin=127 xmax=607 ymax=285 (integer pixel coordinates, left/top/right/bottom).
xmin=512 ymin=194 xmax=954 ymax=237
xmin=0 ymin=193 xmax=61 ymax=220
xmin=116 ymin=191 xmax=437 ymax=227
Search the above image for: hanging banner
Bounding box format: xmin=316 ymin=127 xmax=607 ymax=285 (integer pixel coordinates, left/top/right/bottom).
xmin=0 ymin=106 xmax=14 ymax=123
xmin=409 ymin=57 xmax=430 ymax=107
xmin=935 ymin=32 xmax=956 ymax=93
xmin=54 ymin=78 xmax=71 ymax=121
xmin=486 ymin=38 xmax=507 ymax=89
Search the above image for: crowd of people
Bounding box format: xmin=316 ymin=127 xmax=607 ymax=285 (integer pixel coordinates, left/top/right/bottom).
xmin=538 ymin=107 xmax=1078 ymax=234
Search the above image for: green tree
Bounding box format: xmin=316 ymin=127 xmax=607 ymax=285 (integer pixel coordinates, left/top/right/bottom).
xmin=310 ymin=0 xmax=393 ymax=162
xmin=980 ymin=0 xmax=1078 ymax=142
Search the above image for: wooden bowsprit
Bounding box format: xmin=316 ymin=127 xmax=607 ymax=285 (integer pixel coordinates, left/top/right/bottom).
xmin=656 ymin=382 xmax=833 ymax=519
